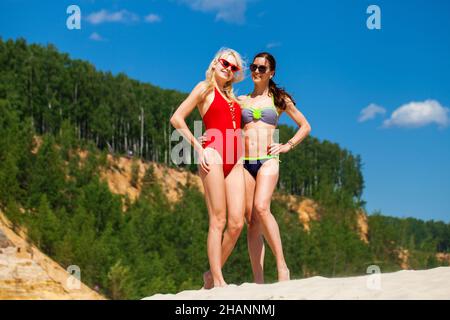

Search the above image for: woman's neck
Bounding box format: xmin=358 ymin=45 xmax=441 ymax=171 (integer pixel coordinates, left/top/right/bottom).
xmin=213 ymin=77 xmax=227 ymax=92
xmin=252 ymin=83 xmax=270 ymax=97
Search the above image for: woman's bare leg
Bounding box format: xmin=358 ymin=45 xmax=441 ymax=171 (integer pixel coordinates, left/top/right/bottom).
xmin=245 ymin=169 xmax=265 ymax=284
xmin=199 ymin=149 xmax=227 ymax=288
xmin=253 ymin=159 xmax=290 ymax=282
xmin=222 ymin=164 xmax=246 ymax=265
xmin=203 ymin=163 xmax=245 ymax=288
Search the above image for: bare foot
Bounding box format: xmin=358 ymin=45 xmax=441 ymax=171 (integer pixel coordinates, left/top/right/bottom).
xmin=278 ymin=267 xmax=290 ymax=282
xmin=213 ymin=280 xmax=228 ymax=288
xmin=202 ymin=271 xmax=214 ymax=290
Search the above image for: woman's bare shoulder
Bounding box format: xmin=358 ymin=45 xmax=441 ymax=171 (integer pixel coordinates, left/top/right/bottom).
xmin=237 ymin=94 xmax=249 ymax=104
xmin=192 ymin=81 xmax=208 ymax=94
xmin=191 ymin=81 xmax=213 ymax=101
xmin=283 ymin=95 xmax=298 ymax=110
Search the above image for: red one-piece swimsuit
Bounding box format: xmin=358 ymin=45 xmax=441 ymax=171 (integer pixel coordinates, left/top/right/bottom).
xmin=202 ymin=87 xmax=243 ymax=178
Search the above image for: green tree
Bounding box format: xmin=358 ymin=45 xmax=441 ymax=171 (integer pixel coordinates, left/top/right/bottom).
xmin=28 ymin=134 xmax=66 ymax=209
xmin=32 ymin=194 xmax=60 ymax=255
xmin=107 ymin=260 xmax=132 ymax=300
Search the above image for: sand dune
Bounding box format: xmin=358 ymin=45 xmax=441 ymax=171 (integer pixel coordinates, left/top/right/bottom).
xmin=145 ymin=267 xmax=450 ymax=300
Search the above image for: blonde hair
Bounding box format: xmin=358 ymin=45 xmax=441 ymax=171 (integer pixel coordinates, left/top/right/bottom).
xmin=204 ymin=47 xmax=245 ymax=100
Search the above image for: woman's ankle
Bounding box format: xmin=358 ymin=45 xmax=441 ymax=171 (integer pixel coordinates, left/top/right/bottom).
xmin=277 ymin=265 xmax=290 ymax=281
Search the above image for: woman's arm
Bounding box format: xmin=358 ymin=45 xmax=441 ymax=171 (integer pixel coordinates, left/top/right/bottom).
xmin=283 ymin=97 xmax=311 ymax=149
xmin=170 ymin=81 xmax=210 ymax=171
xmin=170 ymin=81 xmax=207 ymax=154
xmin=269 ymin=97 xmax=311 ymax=155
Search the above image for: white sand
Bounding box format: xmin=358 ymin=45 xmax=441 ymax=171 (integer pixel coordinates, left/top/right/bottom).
xmin=144 ymin=267 xmax=450 ymax=300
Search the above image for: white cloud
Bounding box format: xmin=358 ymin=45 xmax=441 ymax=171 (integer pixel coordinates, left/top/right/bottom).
xmin=178 ymin=0 xmax=249 ymax=24
xmin=358 ymin=103 xmax=386 ymax=122
xmin=383 ymin=99 xmax=449 ymax=128
xmin=89 ymin=32 xmax=106 ymax=41
xmin=145 ymin=13 xmax=162 ymax=23
xmin=86 ymin=9 xmax=139 ymax=25
xmin=266 ymin=42 xmax=281 ymax=49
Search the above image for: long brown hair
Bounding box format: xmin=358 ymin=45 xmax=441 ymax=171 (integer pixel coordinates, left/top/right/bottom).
xmin=253 ymin=52 xmax=295 ymax=111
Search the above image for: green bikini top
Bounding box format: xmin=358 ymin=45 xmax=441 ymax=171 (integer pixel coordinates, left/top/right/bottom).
xmin=241 ymin=94 xmax=279 ymax=126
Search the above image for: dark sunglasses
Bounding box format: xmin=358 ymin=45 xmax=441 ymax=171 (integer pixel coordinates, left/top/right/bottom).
xmin=219 ymin=58 xmax=240 ymax=73
xmin=250 ymin=63 xmax=269 ymax=74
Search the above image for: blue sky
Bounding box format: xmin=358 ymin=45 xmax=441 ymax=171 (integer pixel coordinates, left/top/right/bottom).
xmin=1 ymin=0 xmax=449 ymax=222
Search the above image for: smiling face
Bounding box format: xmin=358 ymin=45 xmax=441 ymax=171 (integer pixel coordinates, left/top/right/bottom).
xmin=251 ymin=57 xmax=274 ymax=85
xmin=214 ymin=53 xmax=239 ymax=83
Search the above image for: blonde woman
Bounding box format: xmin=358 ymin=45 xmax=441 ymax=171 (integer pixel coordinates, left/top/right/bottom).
xmin=199 ymin=52 xmax=311 ymax=284
xmin=170 ymin=48 xmax=246 ymax=288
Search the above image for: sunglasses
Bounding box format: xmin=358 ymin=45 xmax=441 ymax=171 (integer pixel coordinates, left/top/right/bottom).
xmin=250 ymin=63 xmax=269 ymax=74
xmin=219 ymin=58 xmax=240 ymax=73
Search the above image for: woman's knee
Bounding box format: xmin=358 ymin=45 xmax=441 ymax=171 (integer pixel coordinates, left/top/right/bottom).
xmin=209 ymin=214 xmax=226 ymax=232
xmin=253 ymin=201 xmax=270 ymax=218
xmin=247 ymin=212 xmax=259 ymax=228
xmin=247 ymin=220 xmax=260 ymax=237
xmin=245 ymin=206 xmax=253 ymax=224
xmin=227 ymin=217 xmax=244 ymax=236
